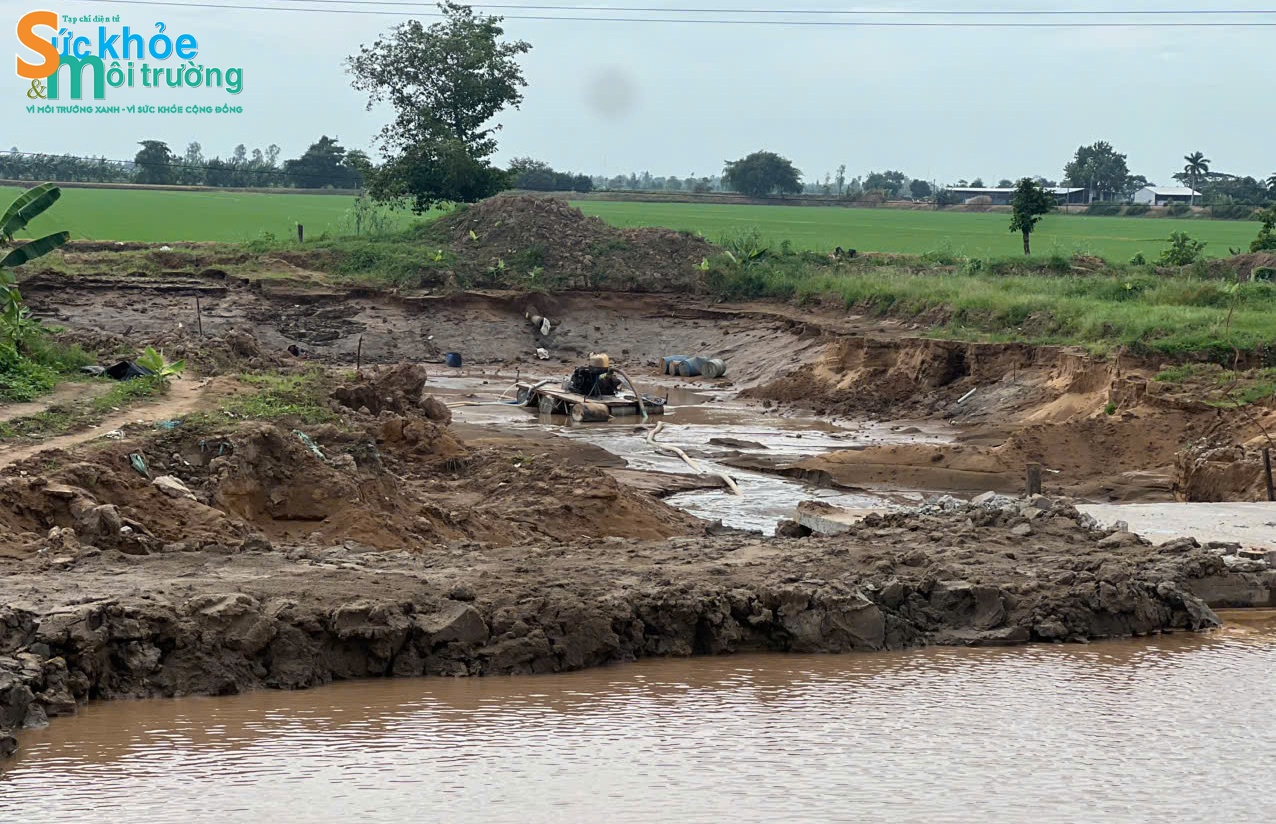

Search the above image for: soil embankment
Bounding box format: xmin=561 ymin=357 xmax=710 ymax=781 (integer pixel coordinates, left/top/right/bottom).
xmin=4 ymin=493 xmax=1258 ymax=759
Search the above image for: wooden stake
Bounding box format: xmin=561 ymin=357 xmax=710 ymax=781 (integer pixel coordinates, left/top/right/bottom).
xmin=1264 ymin=447 xmax=1274 ymax=502
xmin=1026 ymin=463 xmax=1043 ymax=497
xmin=195 ymin=295 xmax=203 ymax=337
xmin=297 ymin=224 xmax=304 ymax=243
xmin=356 ymin=334 xmax=363 ymax=374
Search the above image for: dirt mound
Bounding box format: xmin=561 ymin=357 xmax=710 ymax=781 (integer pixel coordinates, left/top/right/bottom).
xmin=1229 ymin=252 xmax=1276 ymax=281
xmin=436 ymin=195 xmax=715 ymax=291
xmin=0 ymin=399 xmax=701 ymax=558
xmin=331 ymin=362 xmax=451 ymax=423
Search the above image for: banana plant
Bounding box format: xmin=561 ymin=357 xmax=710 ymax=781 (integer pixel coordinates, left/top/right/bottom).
xmin=1 ymin=183 xmax=69 ymax=348
xmin=1 ymin=182 xmax=71 ymax=268
xmin=135 ymin=346 xmax=186 ymax=380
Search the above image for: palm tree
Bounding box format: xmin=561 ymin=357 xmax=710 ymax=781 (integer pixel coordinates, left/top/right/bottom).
xmin=1183 ymin=151 xmax=1210 ymax=206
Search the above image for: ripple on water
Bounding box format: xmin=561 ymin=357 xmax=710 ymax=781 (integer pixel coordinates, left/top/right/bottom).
xmin=3 ymin=626 xmax=1276 ymax=824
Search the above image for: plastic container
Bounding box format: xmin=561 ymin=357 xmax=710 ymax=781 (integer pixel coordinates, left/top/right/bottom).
xmin=589 ymin=352 xmax=610 ymax=368
xmin=661 ymin=356 xmax=688 ymax=375
xmin=678 ymin=357 xmax=707 ymax=377
xmin=444 ymin=352 xmax=463 ymax=368
xmin=700 ymin=358 xmax=727 ymax=379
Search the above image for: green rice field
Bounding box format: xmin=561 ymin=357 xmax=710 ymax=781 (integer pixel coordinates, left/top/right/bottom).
xmin=0 ymin=186 xmax=418 ymax=243
xmin=3 ymin=185 xmax=1263 ymax=262
xmin=575 ymin=201 xmax=1261 ymax=261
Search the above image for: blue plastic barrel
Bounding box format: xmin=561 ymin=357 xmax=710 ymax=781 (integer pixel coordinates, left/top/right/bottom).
xmin=445 ymin=352 xmax=462 ymax=368
xmin=679 ymin=357 xmax=707 ymax=377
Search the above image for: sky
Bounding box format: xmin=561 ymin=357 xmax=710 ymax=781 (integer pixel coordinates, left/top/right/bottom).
xmin=5 ymin=1 xmax=1275 ymax=185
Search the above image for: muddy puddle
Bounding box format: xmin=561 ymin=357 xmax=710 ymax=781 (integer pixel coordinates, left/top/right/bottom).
xmin=426 ymin=370 xmax=952 ymax=532
xmin=5 ymin=612 xmax=1274 ymax=823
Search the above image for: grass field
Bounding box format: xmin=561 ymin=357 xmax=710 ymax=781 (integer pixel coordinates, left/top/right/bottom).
xmin=0 ymin=186 xmax=417 ymax=243
xmin=575 ymin=201 xmax=1261 ymax=262
xmin=3 ymin=185 xmax=1264 ymax=261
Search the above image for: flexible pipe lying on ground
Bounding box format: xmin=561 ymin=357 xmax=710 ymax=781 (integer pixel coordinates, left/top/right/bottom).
xmin=647 ymin=422 xmax=741 ymax=495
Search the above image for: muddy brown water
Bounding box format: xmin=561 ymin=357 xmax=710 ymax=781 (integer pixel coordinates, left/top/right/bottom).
xmin=4 ymin=612 xmax=1275 ymax=823
xmin=433 ymin=372 xmax=951 ymax=532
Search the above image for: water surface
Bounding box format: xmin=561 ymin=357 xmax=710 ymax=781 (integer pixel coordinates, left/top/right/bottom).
xmin=5 ymin=614 xmax=1275 ymax=824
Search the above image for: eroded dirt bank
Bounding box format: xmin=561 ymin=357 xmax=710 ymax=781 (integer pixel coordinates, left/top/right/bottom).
xmin=21 ymin=260 xmax=1274 ymax=503
xmin=3 ymin=493 xmax=1259 ymax=759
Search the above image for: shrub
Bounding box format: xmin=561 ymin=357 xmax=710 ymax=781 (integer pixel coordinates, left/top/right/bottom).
xmin=1165 ymin=203 xmax=1191 ymax=217
xmin=1124 ymin=203 xmax=1150 ymax=216
xmin=1210 ymin=203 xmax=1256 ymax=221
xmin=1254 ymin=267 xmax=1276 ymax=283
xmin=1130 ymin=252 xmax=1147 ymax=266
xmin=1157 ymin=232 xmax=1207 ymax=266
xmin=1252 ymin=208 xmax=1276 ymax=253
xmin=1085 ymin=203 xmax=1122 ymax=217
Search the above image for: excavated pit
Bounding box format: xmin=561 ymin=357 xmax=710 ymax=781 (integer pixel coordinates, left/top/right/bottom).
xmin=7 ymin=248 xmax=1276 ymax=758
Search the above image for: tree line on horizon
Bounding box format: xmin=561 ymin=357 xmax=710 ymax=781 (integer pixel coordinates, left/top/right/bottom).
xmin=5 ymin=2 xmax=1275 ymax=219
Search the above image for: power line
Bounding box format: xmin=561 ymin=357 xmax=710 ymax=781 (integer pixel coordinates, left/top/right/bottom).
xmin=86 ymin=1 xmax=1276 ymax=24
xmin=87 ymin=1 xmax=1276 ymax=13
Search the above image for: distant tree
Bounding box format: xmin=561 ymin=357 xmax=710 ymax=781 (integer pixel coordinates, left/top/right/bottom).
xmin=969 ymin=177 xmax=985 ymax=188
xmin=1267 ymin=172 xmax=1276 ymax=194
xmin=1064 ymin=141 xmax=1131 ymax=202
xmin=1198 ymin=174 xmax=1268 ymax=206
xmin=174 ymin=141 xmax=204 ymax=186
xmin=283 ymin=136 xmax=363 ymax=189
xmin=507 ymin=157 xmax=591 ymax=192
xmin=835 ymin=164 xmax=847 ymax=196
xmin=997 ymin=178 xmax=1013 ymax=188
xmin=347 ymin=2 xmax=529 ymax=211
xmin=1009 ymin=177 xmax=1056 ymax=255
xmin=935 ymin=188 xmax=960 ymax=207
xmin=134 ymin=140 xmax=174 ymax=185
xmin=909 ymin=179 xmax=932 ymax=199
xmin=204 ymin=157 xmax=232 ymax=187
xmin=863 ymin=170 xmax=907 ymax=197
xmin=721 ymin=151 xmax=803 ymax=198
xmin=1121 ymin=174 xmax=1150 ymax=201
xmin=1183 ymin=151 xmax=1210 ymax=206
xmin=664 ymin=176 xmax=683 ymax=191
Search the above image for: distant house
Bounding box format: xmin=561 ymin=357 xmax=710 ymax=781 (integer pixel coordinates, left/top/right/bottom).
xmin=946 ymin=187 xmax=1087 ymax=206
xmin=1132 ymin=186 xmax=1200 ymax=206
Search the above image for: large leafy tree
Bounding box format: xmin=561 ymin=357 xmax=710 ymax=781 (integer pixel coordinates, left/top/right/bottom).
xmin=134 ymin=140 xmax=174 ymax=185
xmin=722 ymin=151 xmax=803 ymax=198
xmin=371 ymin=137 xmax=509 ymax=214
xmin=1009 ymin=178 xmax=1056 ymax=255
xmin=347 ymin=2 xmax=530 ymax=211
xmin=1183 ymin=151 xmax=1210 ymax=205
xmin=1063 ymin=141 xmax=1130 ymax=202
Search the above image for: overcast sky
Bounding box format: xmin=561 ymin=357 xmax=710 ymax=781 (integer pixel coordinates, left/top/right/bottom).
xmin=6 ymin=1 xmax=1274 ymax=184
